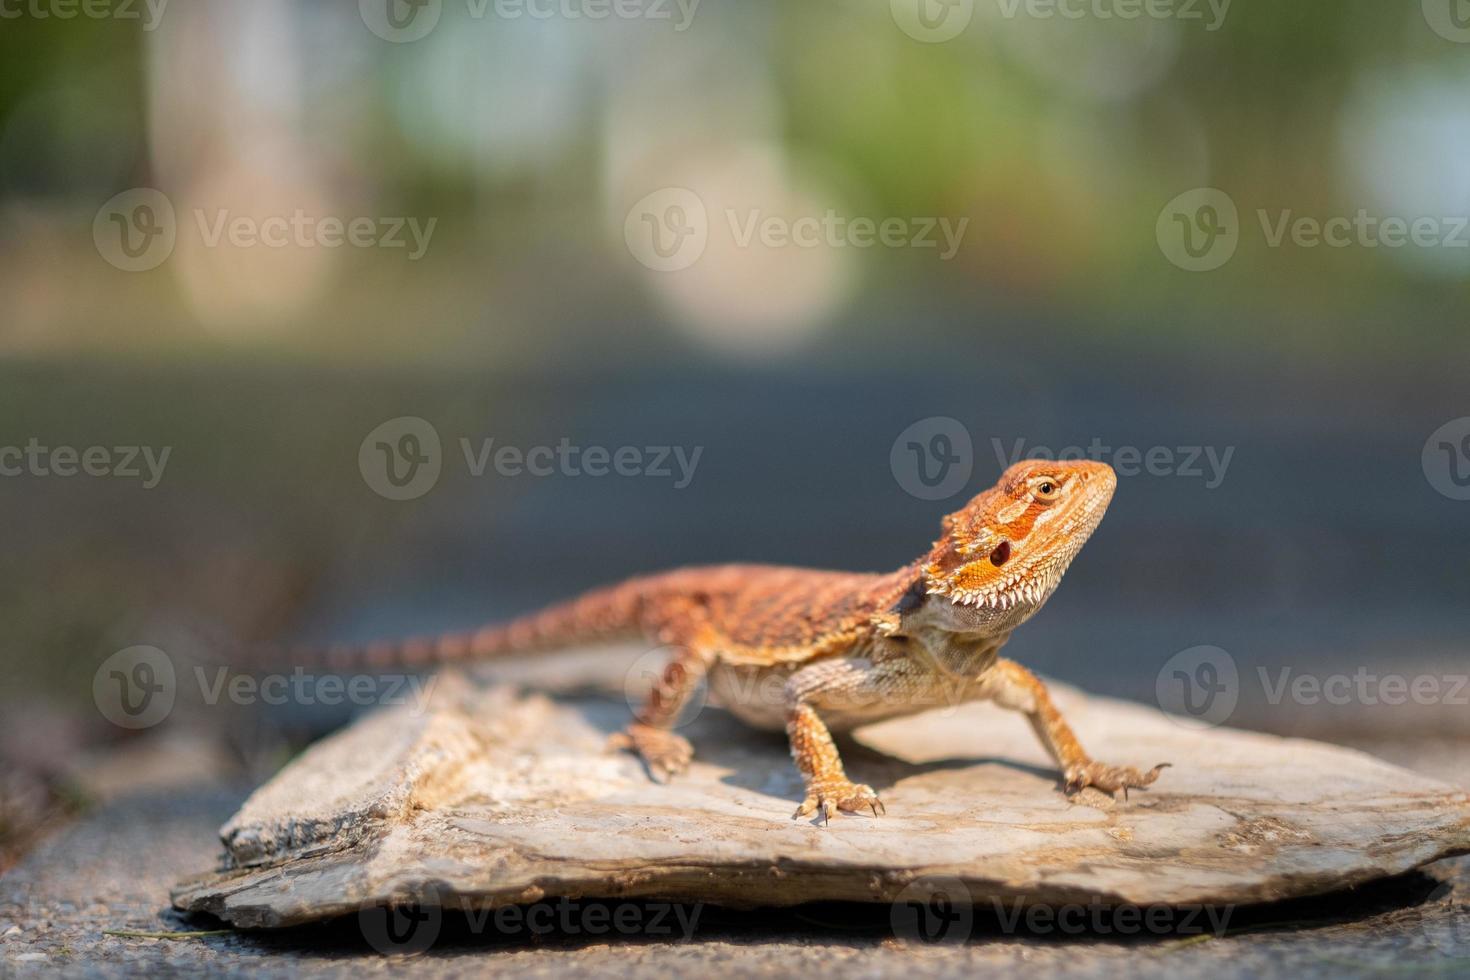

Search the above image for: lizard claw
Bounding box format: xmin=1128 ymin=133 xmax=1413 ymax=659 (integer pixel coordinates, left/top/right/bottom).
xmin=794 ymin=780 xmax=884 ymax=824
xmin=1064 ymin=761 xmax=1169 ymax=799
xmin=608 ymin=723 xmax=694 ymax=784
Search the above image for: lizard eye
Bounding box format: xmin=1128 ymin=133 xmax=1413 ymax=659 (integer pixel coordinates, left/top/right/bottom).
xmin=1034 ymin=479 xmax=1060 ymax=501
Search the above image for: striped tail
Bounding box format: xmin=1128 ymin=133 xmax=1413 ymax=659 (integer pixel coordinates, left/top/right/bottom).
xmin=274 ymin=576 xmax=661 ymax=673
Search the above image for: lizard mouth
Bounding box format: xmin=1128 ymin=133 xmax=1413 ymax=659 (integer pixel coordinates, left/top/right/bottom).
xmin=948 ymin=572 xmax=1056 ymax=612
xmin=927 ymin=586 xmax=1046 ymax=633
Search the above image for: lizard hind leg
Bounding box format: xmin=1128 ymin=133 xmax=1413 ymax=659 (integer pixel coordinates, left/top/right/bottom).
xmin=608 ymin=722 xmax=695 ymax=784
xmin=608 ymin=637 xmax=713 ymax=784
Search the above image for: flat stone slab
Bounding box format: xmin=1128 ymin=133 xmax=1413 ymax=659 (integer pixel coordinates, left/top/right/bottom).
xmin=171 ymin=666 xmax=1470 ymax=929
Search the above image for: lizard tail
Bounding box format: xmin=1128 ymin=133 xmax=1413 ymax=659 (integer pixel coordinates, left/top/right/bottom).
xmin=312 ymin=577 xmax=655 ymax=671
xmin=203 ymin=576 xmax=662 ymax=674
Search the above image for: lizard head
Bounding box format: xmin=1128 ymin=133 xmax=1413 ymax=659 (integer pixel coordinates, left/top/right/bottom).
xmin=912 ymin=458 xmax=1117 ymax=633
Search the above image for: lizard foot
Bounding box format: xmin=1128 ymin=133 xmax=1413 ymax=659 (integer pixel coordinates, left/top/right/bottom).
xmin=608 ymin=723 xmax=694 ymax=784
xmin=1064 ymin=760 xmax=1170 ymax=800
xmin=793 ymin=780 xmax=885 ymax=824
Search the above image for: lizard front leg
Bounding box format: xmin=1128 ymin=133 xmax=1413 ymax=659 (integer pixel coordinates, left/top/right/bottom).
xmin=978 ymin=658 xmax=1168 ymax=798
xmin=786 ymin=703 xmax=886 ymax=823
xmin=784 ymin=657 xmax=912 ymax=823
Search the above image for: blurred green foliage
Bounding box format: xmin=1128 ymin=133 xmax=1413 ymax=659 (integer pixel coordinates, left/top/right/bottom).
xmin=0 ymin=0 xmax=1465 ymax=365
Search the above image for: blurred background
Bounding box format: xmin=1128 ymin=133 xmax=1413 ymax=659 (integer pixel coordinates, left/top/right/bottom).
xmin=1 ymin=0 xmax=1467 ymax=866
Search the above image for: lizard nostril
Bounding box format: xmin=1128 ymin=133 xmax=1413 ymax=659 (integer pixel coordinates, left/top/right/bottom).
xmin=989 ymin=541 xmax=1011 ymax=566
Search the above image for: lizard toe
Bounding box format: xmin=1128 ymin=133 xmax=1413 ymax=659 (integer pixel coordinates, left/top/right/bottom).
xmin=610 ymin=723 xmax=694 ymax=784
xmin=1065 ymin=761 xmax=1169 ymax=798
xmin=835 ymin=783 xmax=884 ymax=816
xmin=796 ymin=780 xmax=884 ymax=824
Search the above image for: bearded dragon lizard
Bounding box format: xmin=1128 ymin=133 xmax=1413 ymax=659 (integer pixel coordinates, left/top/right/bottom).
xmin=320 ymin=458 xmax=1166 ymax=822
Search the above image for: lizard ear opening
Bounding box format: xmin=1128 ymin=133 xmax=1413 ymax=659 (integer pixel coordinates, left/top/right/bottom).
xmin=893 ymin=577 xmax=927 ymax=615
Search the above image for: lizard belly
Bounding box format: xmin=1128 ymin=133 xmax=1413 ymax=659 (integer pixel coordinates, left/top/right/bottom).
xmin=706 ymin=662 xmax=796 ymax=731
xmin=705 ymin=657 xmax=973 ymax=734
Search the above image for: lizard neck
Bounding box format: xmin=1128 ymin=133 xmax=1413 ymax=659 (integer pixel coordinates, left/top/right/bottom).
xmin=902 ymin=623 xmax=1010 ymax=679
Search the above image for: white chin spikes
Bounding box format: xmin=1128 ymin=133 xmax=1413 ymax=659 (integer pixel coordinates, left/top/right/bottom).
xmin=955 ymin=578 xmax=1047 ymax=611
